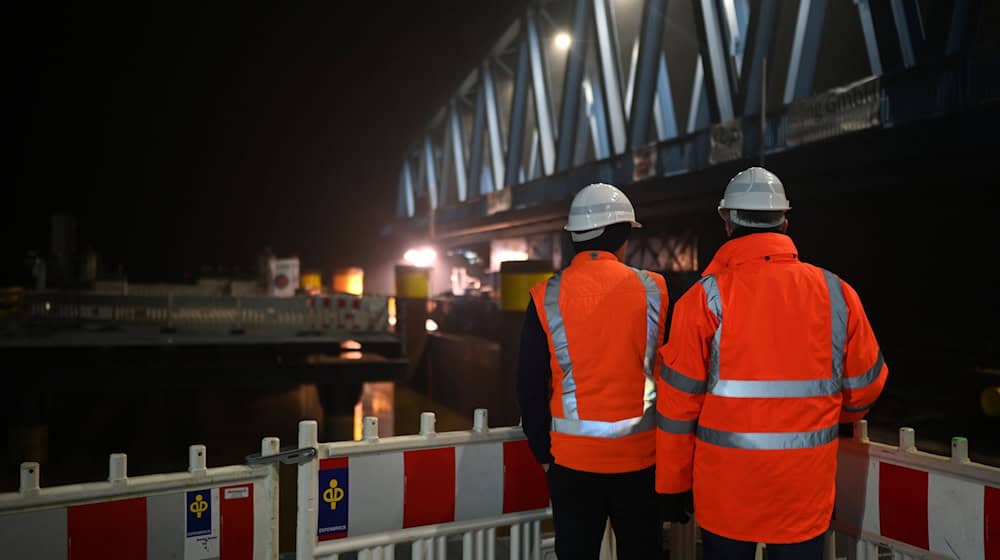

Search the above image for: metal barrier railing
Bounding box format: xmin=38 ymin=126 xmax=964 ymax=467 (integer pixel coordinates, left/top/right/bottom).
xmin=2 ymin=415 xmax=992 ymax=559
xmin=22 ymin=292 xmax=391 ymax=334
xmin=295 ymin=409 xmax=700 ymax=560
xmin=827 ymin=420 xmax=1000 ymax=560
xmin=0 ymin=438 xmax=282 ymax=560
xmin=295 ymin=409 xmax=556 ymax=560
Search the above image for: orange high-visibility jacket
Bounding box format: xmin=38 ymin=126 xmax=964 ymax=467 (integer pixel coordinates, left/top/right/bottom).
xmin=530 ymin=250 xmax=668 ymax=473
xmin=656 ymin=233 xmax=887 ymax=543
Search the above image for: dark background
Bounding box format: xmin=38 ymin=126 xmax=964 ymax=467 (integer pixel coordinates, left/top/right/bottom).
xmin=5 ymin=1 xmax=524 ymax=283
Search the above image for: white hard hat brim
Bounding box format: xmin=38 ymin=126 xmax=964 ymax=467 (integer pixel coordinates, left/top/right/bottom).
xmin=564 ymin=220 xmax=642 ymax=233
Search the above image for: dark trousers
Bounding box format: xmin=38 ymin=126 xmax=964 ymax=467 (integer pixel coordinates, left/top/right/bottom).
xmin=546 ymin=463 xmax=661 ymax=560
xmin=702 ymin=528 xmax=824 ymax=560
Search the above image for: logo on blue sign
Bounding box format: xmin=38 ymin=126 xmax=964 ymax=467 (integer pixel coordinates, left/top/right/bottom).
xmin=186 ymin=489 xmax=212 ymax=537
xmin=317 ymin=462 xmax=348 ymax=540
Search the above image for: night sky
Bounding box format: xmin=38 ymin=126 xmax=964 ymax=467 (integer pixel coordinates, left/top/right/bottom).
xmin=7 ymin=2 xmax=522 ymax=283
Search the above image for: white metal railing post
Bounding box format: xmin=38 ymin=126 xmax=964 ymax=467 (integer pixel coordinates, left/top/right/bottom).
xmin=19 ymin=462 xmax=40 ymax=495
xmin=486 ymin=528 xmax=495 ymax=560
xmin=854 ymin=419 xmax=869 ymax=443
xmin=189 ymin=445 xmax=207 ymax=475
xmin=420 ymin=412 xmax=436 ymax=436
xmin=364 ymin=416 xmax=379 ymax=441
xmin=532 ymin=520 xmax=541 ymax=560
xmin=262 ymin=436 xmax=280 ymax=560
xmin=898 ymin=427 xmax=916 ymax=453
xmin=109 ymin=453 xmax=127 ymax=484
xmin=473 ymin=409 xmax=488 ymax=433
xmin=950 ymin=437 xmax=969 ymax=464
xmin=298 ymin=420 xmax=319 ymax=560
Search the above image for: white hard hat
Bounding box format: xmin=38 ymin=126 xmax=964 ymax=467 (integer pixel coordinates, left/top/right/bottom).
xmin=718 ymin=167 xmax=790 ymax=227
xmin=564 ymin=183 xmax=642 ymax=242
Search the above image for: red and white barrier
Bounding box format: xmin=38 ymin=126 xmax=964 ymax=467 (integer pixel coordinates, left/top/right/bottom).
xmin=0 ymin=439 xmax=281 ymax=560
xmin=296 ymin=410 xmax=552 ymax=560
xmin=832 ymin=421 xmax=1000 ymax=560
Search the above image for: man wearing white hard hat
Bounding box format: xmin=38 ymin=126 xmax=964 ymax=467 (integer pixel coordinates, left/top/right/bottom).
xmin=516 ymin=183 xmax=669 ymax=558
xmin=655 ymin=167 xmax=888 ymax=559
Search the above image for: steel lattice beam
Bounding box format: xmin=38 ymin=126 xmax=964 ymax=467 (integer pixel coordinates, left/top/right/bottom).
xmin=447 ymin=102 xmax=468 ymax=202
xmin=654 ymin=52 xmax=679 ymax=140
xmin=692 ymin=0 xmax=737 ymax=122
xmin=525 ymin=7 xmax=556 ymax=176
xmin=423 ymin=136 xmax=439 ymax=210
xmin=481 ymin=60 xmax=506 ymax=190
xmin=556 ymin=0 xmax=592 ymax=172
xmin=737 ymin=0 xmax=779 ymax=116
xmin=627 ymin=0 xmax=668 ymax=150
xmin=504 ymin=35 xmax=531 ymax=188
xmin=467 ymin=80 xmax=488 ymax=196
xmin=854 ymin=0 xmax=883 ymax=76
xmin=593 ymin=0 xmax=627 ymax=154
xmin=783 ymin=0 xmax=827 ymax=104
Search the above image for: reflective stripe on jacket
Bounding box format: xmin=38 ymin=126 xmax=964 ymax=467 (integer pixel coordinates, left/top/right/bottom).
xmin=529 ymin=250 xmax=668 ymax=474
xmin=656 ymin=233 xmax=887 ymax=543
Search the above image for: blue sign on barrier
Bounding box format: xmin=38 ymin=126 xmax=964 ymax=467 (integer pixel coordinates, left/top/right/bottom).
xmin=318 ymin=457 xmax=349 ymax=540
xmin=186 ymin=489 xmax=213 ymax=537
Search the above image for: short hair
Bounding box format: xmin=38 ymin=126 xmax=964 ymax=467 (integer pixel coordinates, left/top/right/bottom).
xmin=571 ymin=222 xmax=631 ymax=254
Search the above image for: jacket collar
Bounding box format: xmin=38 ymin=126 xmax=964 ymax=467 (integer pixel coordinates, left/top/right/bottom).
xmin=570 ymin=250 xmax=620 ymax=266
xmin=703 ymin=233 xmax=799 ymax=276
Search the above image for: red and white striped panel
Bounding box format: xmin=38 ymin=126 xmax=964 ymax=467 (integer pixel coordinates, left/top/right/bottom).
xmin=0 ymin=482 xmax=264 ymax=560
xmin=317 ymin=439 xmax=549 ymax=541
xmin=835 ymin=452 xmax=1000 ymax=559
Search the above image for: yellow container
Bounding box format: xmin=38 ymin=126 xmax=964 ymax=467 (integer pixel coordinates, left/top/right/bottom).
xmin=395 ymin=265 xmax=430 ymax=299
xmin=333 ymin=267 xmax=364 ymax=296
xmin=301 ymin=271 xmax=323 ymax=293
xmin=500 ymin=260 xmax=553 ymax=312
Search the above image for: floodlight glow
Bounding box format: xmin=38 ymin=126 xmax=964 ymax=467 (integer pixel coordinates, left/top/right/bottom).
xmin=554 ymin=32 xmax=572 ymax=50
xmin=403 ymin=247 xmax=437 ymax=268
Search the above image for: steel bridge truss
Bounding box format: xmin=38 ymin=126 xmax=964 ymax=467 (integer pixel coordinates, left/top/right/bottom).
xmin=397 ymin=0 xmax=981 ymax=222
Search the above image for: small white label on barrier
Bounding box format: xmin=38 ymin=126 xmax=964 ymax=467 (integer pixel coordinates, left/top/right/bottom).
xmin=224 ymin=487 xmax=249 ymax=500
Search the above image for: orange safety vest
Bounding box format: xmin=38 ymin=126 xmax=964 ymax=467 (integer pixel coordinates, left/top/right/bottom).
xmin=656 ymin=233 xmax=888 ymax=543
xmin=530 ymin=250 xmax=668 ymax=474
